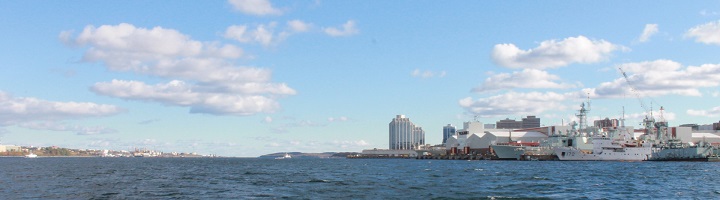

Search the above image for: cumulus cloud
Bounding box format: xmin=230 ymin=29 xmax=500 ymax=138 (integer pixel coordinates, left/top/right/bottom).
xmin=687 ymin=107 xmax=720 ymax=117
xmin=228 ymin=0 xmax=282 ymax=16
xmin=686 ymin=20 xmax=720 ymax=45
xmin=64 ymin=23 xmax=295 ymax=116
xmin=0 ymin=91 xmax=122 ymax=126
xmin=459 ymin=92 xmax=569 ymax=117
xmin=491 ymin=35 xmax=621 ymax=69
xmin=472 ymin=69 xmax=578 ymax=93
xmin=638 ymin=24 xmax=658 ymax=43
xmin=591 ymin=60 xmax=720 ymax=98
xmin=323 ymin=20 xmax=359 ymax=37
xmin=411 ymin=69 xmax=446 ymax=79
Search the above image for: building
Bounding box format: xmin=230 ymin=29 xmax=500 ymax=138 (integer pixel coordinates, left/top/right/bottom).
xmin=389 ymin=115 xmax=425 ymax=150
xmin=594 ymin=118 xmax=619 ymax=128
xmin=496 ymin=118 xmax=522 ymax=129
xmin=496 ymin=116 xmax=541 ymax=129
xmin=0 ymin=145 xmax=21 ymax=153
xmin=521 ymin=116 xmax=541 ymax=128
xmin=714 ymin=121 xmax=720 ymax=130
xmin=442 ymin=124 xmax=456 ymax=144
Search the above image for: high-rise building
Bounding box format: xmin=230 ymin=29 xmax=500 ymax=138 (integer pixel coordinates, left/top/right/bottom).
xmin=496 ymin=118 xmax=522 ymax=129
xmin=442 ymin=124 xmax=456 ymax=144
xmin=496 ymin=116 xmax=541 ymax=129
xmin=389 ymin=115 xmax=425 ymax=150
xmin=521 ymin=116 xmax=541 ymax=128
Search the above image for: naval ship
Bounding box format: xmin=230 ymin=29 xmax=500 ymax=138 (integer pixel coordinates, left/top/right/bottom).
xmin=643 ymin=108 xmax=719 ymax=161
xmin=491 ymin=100 xmax=595 ymax=160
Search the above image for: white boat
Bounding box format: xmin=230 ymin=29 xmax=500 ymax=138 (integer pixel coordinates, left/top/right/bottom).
xmin=555 ymin=136 xmax=651 ymax=161
xmin=24 ymin=153 xmax=37 ymax=158
xmin=275 ymin=153 xmax=292 ymax=159
xmin=555 ymin=124 xmax=652 ymax=161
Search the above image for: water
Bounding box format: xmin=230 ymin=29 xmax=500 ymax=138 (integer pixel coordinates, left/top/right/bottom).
xmin=1 ymin=157 xmax=720 ymax=199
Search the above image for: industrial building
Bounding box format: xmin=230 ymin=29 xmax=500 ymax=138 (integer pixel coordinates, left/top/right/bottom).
xmin=444 ymin=121 xmax=559 ymax=155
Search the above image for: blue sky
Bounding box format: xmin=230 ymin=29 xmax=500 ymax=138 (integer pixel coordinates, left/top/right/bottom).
xmin=1 ymin=1 xmax=720 ymax=157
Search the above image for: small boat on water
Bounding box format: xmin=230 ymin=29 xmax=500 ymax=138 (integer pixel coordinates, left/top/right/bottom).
xmin=24 ymin=153 xmax=37 ymax=158
xmin=275 ymin=153 xmax=292 ymax=159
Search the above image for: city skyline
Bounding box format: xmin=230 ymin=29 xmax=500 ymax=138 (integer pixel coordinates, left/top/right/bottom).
xmin=1 ymin=1 xmax=720 ymax=156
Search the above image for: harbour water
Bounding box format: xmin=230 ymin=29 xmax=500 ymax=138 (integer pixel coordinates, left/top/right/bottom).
xmin=1 ymin=157 xmax=719 ymax=199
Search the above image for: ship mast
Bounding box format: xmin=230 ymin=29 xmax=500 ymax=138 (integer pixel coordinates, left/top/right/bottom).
xmin=575 ymin=94 xmax=591 ymax=136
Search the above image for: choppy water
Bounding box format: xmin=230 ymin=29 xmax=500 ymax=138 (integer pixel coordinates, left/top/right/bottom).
xmin=1 ymin=157 xmax=719 ymax=199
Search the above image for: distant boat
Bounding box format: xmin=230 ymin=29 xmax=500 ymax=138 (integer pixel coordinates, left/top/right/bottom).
xmin=275 ymin=153 xmax=292 ymax=159
xmin=24 ymin=153 xmax=37 ymax=158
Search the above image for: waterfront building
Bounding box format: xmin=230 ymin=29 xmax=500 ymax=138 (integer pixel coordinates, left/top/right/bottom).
xmin=0 ymin=145 xmax=21 ymax=153
xmin=389 ymin=115 xmax=425 ymax=150
xmin=442 ymin=124 xmax=456 ymax=144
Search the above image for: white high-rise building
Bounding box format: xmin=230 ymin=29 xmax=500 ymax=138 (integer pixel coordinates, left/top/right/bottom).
xmin=389 ymin=115 xmax=425 ymax=150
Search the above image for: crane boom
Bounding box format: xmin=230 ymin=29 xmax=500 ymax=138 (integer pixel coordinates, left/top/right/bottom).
xmin=618 ymin=67 xmax=649 ymax=113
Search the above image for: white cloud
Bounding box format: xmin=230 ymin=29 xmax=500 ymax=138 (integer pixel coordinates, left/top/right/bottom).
xmin=700 ymin=10 xmax=720 ymax=17
xmin=638 ymin=24 xmax=658 ymax=43
xmin=224 ymin=23 xmax=278 ymax=46
xmin=0 ymin=91 xmax=122 ymax=126
xmin=687 ymin=107 xmax=720 ymax=117
xmin=228 ymin=0 xmax=282 ymax=16
xmin=92 ymin=80 xmax=286 ymax=115
xmin=411 ymin=69 xmax=446 ymax=79
xmin=459 ymin=91 xmax=568 ymax=117
xmin=323 ymin=20 xmax=359 ymax=37
xmin=225 ymin=20 xmax=313 ymax=46
xmin=64 ymin=23 xmax=295 ymax=116
xmin=327 ymin=116 xmax=349 ymax=122
xmin=686 ymin=20 xmax=720 ymax=45
xmin=472 ymin=69 xmax=578 ymax=93
xmin=18 ymin=122 xmax=117 ymax=135
xmin=491 ymin=35 xmax=621 ymax=69
xmin=591 ymin=60 xmax=720 ymax=98
xmin=287 ymin=20 xmax=311 ymax=33
xmin=263 ymin=116 xmax=273 ymax=123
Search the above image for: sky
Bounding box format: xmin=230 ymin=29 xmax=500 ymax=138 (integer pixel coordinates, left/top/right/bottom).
xmin=1 ymin=1 xmax=720 ymax=157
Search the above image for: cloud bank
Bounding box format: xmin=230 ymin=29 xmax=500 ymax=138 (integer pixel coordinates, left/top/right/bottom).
xmin=491 ymin=35 xmax=621 ymax=69
xmin=473 ymin=69 xmax=578 ymax=93
xmin=63 ymin=23 xmax=295 ymax=116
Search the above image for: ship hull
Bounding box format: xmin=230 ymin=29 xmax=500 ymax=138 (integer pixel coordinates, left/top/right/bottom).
xmin=554 ymin=147 xmax=651 ymax=161
xmin=491 ymin=145 xmax=526 ymax=160
xmin=649 ymin=146 xmax=714 ymax=161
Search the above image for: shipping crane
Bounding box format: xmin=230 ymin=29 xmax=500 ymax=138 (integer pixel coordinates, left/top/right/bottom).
xmin=618 ymin=67 xmax=649 ymax=113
